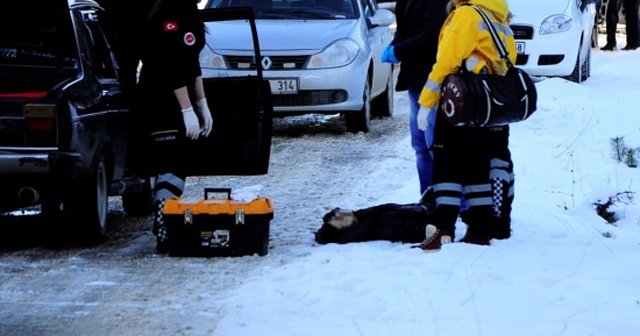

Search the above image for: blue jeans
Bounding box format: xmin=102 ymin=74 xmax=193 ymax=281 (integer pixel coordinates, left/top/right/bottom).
xmin=408 ymin=90 xmax=433 ymax=195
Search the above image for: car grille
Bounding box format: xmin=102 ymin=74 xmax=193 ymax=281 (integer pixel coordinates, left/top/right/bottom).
xmin=510 ymin=25 xmax=533 ymax=40
xmin=225 ymin=55 xmax=309 ymax=70
xmin=271 ymin=90 xmax=347 ymax=107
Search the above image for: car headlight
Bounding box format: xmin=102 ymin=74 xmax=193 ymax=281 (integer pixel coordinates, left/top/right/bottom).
xmin=199 ymin=45 xmax=227 ymax=70
xmin=307 ymin=39 xmax=359 ymax=69
xmin=540 ymin=14 xmax=572 ymax=35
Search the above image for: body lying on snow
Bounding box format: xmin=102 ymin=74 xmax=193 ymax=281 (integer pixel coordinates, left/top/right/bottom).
xmin=315 ymin=197 xmax=435 ymax=244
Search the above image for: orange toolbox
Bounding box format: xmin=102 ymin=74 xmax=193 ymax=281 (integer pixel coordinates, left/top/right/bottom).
xmin=163 ymin=188 xmax=273 ymax=257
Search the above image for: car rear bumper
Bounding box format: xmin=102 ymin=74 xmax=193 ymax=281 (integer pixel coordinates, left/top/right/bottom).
xmin=0 ymin=149 xmax=85 ymax=212
xmin=0 ymin=149 xmax=83 ymax=176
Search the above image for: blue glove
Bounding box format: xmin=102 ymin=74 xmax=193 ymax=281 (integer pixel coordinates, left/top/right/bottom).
xmin=380 ymin=45 xmax=399 ymax=64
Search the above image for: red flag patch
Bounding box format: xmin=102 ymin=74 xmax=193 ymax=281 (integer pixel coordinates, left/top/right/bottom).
xmin=164 ymin=21 xmax=178 ymax=32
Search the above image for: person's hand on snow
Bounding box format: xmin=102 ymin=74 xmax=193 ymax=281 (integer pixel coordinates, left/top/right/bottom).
xmin=380 ymin=45 xmax=399 ymax=64
xmin=417 ymin=106 xmax=436 ymax=132
xmin=181 ymin=106 xmax=200 ymax=140
xmin=195 ymin=98 xmax=213 ymax=137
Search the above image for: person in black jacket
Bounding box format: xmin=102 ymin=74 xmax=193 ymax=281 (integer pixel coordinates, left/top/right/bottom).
xmin=137 ymin=0 xmax=214 ymax=253
xmin=98 ymin=0 xmax=155 ymax=98
xmin=380 ymin=0 xmax=448 ymax=197
xmin=98 ymin=0 xmax=157 ymax=175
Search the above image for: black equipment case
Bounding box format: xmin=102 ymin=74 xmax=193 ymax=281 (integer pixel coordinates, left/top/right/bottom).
xmin=163 ymin=188 xmax=273 ymax=257
xmin=158 ymin=7 xmax=273 ymax=176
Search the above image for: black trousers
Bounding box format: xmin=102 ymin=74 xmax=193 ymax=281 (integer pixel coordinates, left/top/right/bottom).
xmin=605 ymin=0 xmax=622 ymax=46
xmin=606 ymin=0 xmax=640 ymax=47
xmin=623 ymin=0 xmax=640 ymax=47
xmin=430 ymin=112 xmax=513 ymax=236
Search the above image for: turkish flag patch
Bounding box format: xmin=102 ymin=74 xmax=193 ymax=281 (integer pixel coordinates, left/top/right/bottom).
xmin=164 ymin=21 xmax=178 ymax=32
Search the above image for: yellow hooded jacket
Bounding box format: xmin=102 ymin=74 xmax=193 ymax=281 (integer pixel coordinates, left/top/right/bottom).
xmin=418 ymin=0 xmax=516 ymax=109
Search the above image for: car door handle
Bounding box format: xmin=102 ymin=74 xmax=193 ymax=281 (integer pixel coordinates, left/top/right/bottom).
xmin=101 ymin=89 xmax=116 ymax=97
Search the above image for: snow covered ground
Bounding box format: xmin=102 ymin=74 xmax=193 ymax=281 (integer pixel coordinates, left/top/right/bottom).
xmin=1 ymin=37 xmax=640 ymax=335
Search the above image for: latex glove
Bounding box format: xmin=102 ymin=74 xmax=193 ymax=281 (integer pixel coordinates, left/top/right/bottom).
xmin=181 ymin=106 xmax=200 ymax=140
xmin=417 ymin=106 xmax=436 ymax=132
xmin=195 ymin=98 xmax=213 ymax=137
xmin=380 ymin=45 xmax=399 ymax=64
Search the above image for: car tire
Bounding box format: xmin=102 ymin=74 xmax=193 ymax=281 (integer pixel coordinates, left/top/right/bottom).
xmin=345 ymin=77 xmax=371 ymax=133
xmin=66 ymin=153 xmax=109 ymax=245
xmin=122 ymin=177 xmax=154 ymax=217
xmin=372 ymin=71 xmax=394 ymax=118
xmin=582 ymin=47 xmax=591 ymax=80
xmin=564 ymin=47 xmax=584 ymax=83
xmin=591 ymin=23 xmax=599 ymax=48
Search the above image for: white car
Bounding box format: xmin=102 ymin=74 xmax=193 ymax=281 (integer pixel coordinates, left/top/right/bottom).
xmin=201 ymin=0 xmax=396 ymax=133
xmin=509 ymin=0 xmax=599 ymax=83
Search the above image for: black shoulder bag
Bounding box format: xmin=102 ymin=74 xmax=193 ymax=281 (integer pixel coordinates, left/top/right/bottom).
xmin=439 ymin=5 xmax=537 ymax=127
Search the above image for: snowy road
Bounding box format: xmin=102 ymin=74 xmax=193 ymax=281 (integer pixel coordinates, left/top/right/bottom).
xmin=0 ymin=91 xmax=417 ymax=335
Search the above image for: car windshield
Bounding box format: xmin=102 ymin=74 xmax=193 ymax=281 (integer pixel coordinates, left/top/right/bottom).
xmin=207 ymin=0 xmax=358 ymax=19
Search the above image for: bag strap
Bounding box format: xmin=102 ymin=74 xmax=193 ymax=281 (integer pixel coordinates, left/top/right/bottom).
xmin=468 ymin=5 xmax=514 ymax=69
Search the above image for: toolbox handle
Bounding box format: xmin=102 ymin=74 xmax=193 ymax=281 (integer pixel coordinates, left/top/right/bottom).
xmin=205 ymin=188 xmax=232 ymax=200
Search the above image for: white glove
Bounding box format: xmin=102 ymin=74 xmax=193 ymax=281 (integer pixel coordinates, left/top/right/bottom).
xmin=417 ymin=106 xmax=434 ymax=131
xmin=195 ymin=98 xmax=213 ymax=137
xmin=181 ymin=106 xmax=200 ymax=140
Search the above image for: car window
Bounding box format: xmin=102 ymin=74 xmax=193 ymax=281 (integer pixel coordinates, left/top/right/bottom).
xmin=0 ymin=3 xmax=76 ymax=68
xmin=208 ymin=0 xmax=359 ymax=19
xmin=73 ymin=10 xmax=118 ymax=80
xmin=0 ymin=2 xmax=77 ymax=92
xmin=359 ymin=0 xmax=372 ymax=17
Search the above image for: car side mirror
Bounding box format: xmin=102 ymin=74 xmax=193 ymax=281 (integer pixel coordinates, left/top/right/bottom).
xmin=369 ymin=9 xmax=395 ymax=28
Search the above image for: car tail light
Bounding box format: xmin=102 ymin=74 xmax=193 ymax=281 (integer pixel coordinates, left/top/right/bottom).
xmin=24 ymin=103 xmax=58 ymax=147
xmin=0 ymin=91 xmax=48 ymax=100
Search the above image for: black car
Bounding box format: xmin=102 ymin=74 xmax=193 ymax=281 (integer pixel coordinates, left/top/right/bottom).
xmin=0 ymin=0 xmax=152 ymax=244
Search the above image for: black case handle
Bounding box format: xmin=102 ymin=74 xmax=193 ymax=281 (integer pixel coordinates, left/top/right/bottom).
xmin=205 ymin=188 xmax=232 ymax=200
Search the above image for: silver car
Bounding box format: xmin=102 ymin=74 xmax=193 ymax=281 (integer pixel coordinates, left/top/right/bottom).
xmin=201 ymin=0 xmax=395 ymax=133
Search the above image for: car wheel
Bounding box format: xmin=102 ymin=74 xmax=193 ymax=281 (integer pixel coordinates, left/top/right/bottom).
xmin=122 ymin=177 xmax=154 ymax=217
xmin=591 ymin=23 xmax=599 ymax=48
xmin=582 ymin=47 xmax=591 ymax=80
xmin=66 ymin=153 xmax=109 ymax=245
xmin=372 ymin=71 xmax=394 ymax=118
xmin=564 ymin=49 xmax=584 ymax=83
xmin=345 ymin=77 xmax=371 ymax=133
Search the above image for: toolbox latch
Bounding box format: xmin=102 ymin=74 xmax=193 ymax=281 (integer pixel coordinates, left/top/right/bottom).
xmin=235 ymin=208 xmax=245 ymax=225
xmin=184 ymin=208 xmax=193 ymax=225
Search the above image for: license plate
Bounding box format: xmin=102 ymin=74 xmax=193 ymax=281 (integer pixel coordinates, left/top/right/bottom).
xmin=516 ymin=42 xmax=525 ymax=55
xmin=269 ymin=78 xmax=298 ymax=95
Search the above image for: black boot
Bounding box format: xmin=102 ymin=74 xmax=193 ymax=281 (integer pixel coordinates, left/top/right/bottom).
xmin=459 ymin=224 xmax=491 ymax=246
xmin=601 ymin=44 xmax=616 ymax=51
xmin=490 ymin=216 xmax=511 ymax=240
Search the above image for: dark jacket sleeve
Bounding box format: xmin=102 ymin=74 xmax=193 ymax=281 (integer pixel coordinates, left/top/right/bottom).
xmin=392 ymin=0 xmax=448 ymax=63
xmin=390 ymin=0 xmax=448 ymax=92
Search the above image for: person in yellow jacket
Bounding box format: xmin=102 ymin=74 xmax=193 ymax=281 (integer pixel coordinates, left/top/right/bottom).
xmin=417 ymin=0 xmax=516 ymax=251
